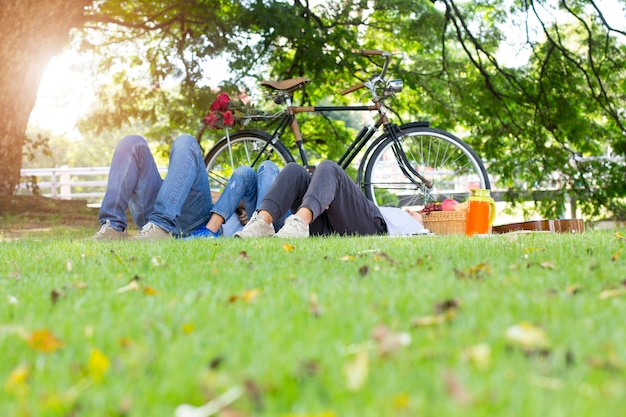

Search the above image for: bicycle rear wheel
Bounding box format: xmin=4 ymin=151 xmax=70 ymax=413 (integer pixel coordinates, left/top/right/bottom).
xmin=363 ymin=124 xmax=490 ymax=207
xmin=204 ymin=130 xmax=294 ymax=192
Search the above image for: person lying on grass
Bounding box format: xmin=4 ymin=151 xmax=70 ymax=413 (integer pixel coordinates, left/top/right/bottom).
xmin=234 ymin=160 xmax=425 ymax=239
xmin=91 ymin=134 xmax=285 ymax=241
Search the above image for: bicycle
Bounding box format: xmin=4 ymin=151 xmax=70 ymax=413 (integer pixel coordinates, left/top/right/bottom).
xmin=200 ymin=50 xmax=490 ymax=208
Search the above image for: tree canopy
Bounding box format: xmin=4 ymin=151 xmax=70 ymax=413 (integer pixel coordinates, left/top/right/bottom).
xmin=4 ymin=0 xmax=626 ymax=219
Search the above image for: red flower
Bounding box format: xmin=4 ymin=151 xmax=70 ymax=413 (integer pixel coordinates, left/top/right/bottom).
xmin=203 ymin=92 xmax=246 ymax=129
xmin=203 ymin=112 xmax=220 ymax=128
xmin=210 ymin=92 xmax=230 ymax=112
xmin=222 ymin=110 xmax=234 ymax=126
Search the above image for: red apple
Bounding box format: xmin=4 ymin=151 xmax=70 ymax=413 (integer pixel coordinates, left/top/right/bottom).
xmin=441 ymin=199 xmax=458 ymax=211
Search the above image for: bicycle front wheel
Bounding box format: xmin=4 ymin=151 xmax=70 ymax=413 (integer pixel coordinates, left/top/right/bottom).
xmin=204 ymin=130 xmax=294 ymax=192
xmin=363 ymin=124 xmax=490 ymax=207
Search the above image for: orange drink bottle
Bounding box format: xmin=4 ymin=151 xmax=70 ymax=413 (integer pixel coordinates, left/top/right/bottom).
xmin=465 ymin=189 xmax=496 ymax=236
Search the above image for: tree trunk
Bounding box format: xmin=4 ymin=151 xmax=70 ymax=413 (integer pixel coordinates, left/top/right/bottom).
xmin=0 ymin=0 xmax=90 ymax=195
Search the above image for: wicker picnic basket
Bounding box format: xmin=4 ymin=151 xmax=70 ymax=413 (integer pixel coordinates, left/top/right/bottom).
xmin=422 ymin=210 xmax=468 ymax=235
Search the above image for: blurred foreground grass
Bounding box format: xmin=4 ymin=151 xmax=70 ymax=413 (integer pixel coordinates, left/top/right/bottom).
xmin=1 ymin=230 xmax=626 ymax=416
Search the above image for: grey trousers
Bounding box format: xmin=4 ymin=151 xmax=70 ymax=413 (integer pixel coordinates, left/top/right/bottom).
xmin=258 ymin=161 xmax=387 ymax=236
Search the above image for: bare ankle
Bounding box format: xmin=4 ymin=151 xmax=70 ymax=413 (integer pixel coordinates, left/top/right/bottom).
xmin=258 ymin=210 xmax=274 ymax=224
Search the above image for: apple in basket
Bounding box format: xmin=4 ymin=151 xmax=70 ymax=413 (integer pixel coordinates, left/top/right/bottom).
xmin=441 ymin=199 xmax=458 ymax=211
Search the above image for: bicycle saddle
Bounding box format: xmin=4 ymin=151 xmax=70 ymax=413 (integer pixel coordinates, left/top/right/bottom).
xmin=260 ymin=77 xmax=309 ymax=92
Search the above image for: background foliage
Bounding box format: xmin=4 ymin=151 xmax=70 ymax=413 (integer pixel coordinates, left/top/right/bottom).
xmin=25 ymin=0 xmax=626 ymax=219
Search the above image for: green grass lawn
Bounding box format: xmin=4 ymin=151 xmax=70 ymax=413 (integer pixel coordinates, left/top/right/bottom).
xmin=1 ymin=230 xmax=626 ymax=416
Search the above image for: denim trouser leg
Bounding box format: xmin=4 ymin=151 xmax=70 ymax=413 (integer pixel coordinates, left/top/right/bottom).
xmin=98 ymin=135 xmax=163 ymax=231
xmin=150 ymin=135 xmax=213 ymax=236
xmin=214 ymin=160 xmax=282 ymax=236
xmin=211 ymin=166 xmax=257 ymax=223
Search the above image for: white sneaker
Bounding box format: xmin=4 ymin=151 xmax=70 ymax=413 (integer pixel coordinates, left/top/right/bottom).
xmin=233 ymin=211 xmax=275 ymax=238
xmin=133 ymin=222 xmax=172 ymax=241
xmin=275 ymin=215 xmax=309 ymax=238
xmin=91 ymin=220 xmax=129 ymax=241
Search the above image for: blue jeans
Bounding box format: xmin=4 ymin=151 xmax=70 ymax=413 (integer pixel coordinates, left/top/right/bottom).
xmin=99 ymin=134 xmax=281 ymax=237
xmin=213 ymin=160 xmax=285 ymax=236
xmin=99 ymin=134 xmax=213 ymax=237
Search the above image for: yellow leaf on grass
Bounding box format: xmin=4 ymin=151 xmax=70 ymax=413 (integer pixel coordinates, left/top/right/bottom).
xmin=242 ymin=288 xmax=261 ymax=302
xmin=392 ymin=393 xmax=410 ymax=409
xmin=116 ymin=280 xmax=140 ymax=294
xmin=505 ymin=322 xmax=550 ymax=351
xmin=88 ymin=349 xmax=110 ymax=383
xmin=282 ymin=243 xmax=295 ymax=252
xmin=599 ymin=288 xmax=626 ymax=299
xmin=143 ymin=286 xmax=158 ymax=295
xmin=462 ymin=343 xmax=491 ymax=369
xmin=5 ymin=364 xmax=30 ymax=394
xmin=26 ymin=329 xmax=63 ymax=353
xmin=229 ymin=288 xmax=261 ymax=303
xmin=343 ymin=346 xmax=369 ymax=392
xmin=182 ymin=323 xmax=194 ymax=334
xmin=612 ymin=248 xmax=622 ymax=261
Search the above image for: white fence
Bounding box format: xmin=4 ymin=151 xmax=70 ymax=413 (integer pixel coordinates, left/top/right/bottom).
xmin=18 ymin=166 xmax=168 ymax=202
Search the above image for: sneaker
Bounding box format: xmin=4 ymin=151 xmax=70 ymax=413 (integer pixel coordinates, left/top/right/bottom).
xmin=275 ymin=215 xmax=309 ymax=238
xmin=133 ymin=222 xmax=172 ymax=241
xmin=233 ymin=211 xmax=275 ymax=238
xmin=91 ymin=220 xmax=129 ymax=241
xmin=183 ymin=226 xmax=221 ymax=240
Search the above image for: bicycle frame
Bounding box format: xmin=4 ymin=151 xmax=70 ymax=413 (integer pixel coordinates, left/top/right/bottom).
xmin=261 ymin=100 xmax=433 ymax=189
xmin=203 ymin=50 xmax=490 ymax=207
xmin=214 ymin=50 xmax=439 ymax=192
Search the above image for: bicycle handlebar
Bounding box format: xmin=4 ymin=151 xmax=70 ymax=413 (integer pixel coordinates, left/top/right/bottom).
xmin=341 ymin=82 xmax=366 ymax=95
xmin=341 ymin=50 xmax=396 ymax=95
xmin=358 ymin=49 xmax=385 ymax=56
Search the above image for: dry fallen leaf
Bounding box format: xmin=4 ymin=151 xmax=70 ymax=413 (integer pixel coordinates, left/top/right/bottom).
xmin=26 ymin=329 xmax=63 ymax=353
xmin=599 ymin=288 xmax=626 ymax=299
xmin=282 ymin=243 xmax=295 ymax=252
xmin=116 ymin=280 xmax=140 ymax=294
xmin=229 ymin=288 xmax=261 ymax=303
xmin=143 ymin=286 xmax=158 ymax=296
xmin=309 ymin=293 xmax=322 ymax=317
xmin=374 ymin=252 xmax=398 ymax=264
xmin=454 ymin=262 xmax=492 ymax=280
xmin=462 ymin=343 xmax=491 ymax=369
xmin=151 ymin=256 xmax=166 ymax=267
xmin=505 ymin=322 xmax=550 ymax=352
xmin=444 ymin=369 xmax=473 ymax=405
xmin=51 ymin=288 xmax=64 ymax=304
xmin=343 ymin=346 xmax=369 ymax=392
xmin=175 ymin=385 xmax=243 ymax=417
xmin=412 ymin=314 xmax=448 ymax=327
xmin=370 ymin=324 xmax=411 ymax=357
xmin=611 ymin=248 xmax=622 ymax=262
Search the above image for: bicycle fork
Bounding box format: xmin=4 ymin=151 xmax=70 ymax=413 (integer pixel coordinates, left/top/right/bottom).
xmin=384 ymin=123 xmax=434 ymax=190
